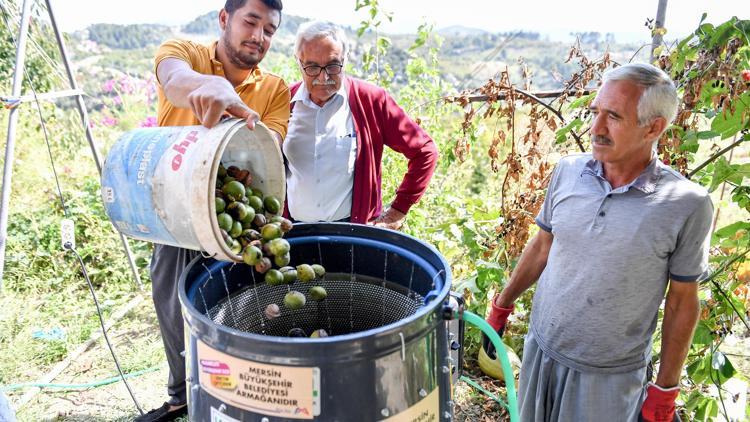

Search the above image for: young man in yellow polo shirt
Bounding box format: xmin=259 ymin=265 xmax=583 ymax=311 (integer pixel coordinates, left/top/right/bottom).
xmin=139 ymin=1 xmax=289 ymax=420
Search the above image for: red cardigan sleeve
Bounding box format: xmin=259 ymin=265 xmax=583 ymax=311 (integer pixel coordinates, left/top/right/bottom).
xmin=379 ymin=91 xmax=438 ymax=214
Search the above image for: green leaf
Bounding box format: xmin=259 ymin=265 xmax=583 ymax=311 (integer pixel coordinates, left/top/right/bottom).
xmin=685 ymin=390 xmax=708 ymax=413
xmin=687 ymin=355 xmax=710 ymax=384
xmin=567 ymin=92 xmax=596 ymax=110
xmin=696 ymin=130 xmax=719 ymax=140
xmin=454 ymin=275 xmax=479 ymax=295
xmin=680 ymin=130 xmax=699 ymax=153
xmin=708 ymin=157 xmax=745 ymax=192
xmin=710 ymin=92 xmax=750 ymax=139
xmin=676 ymin=33 xmax=696 ymax=51
xmin=691 ymin=321 xmax=713 ymax=345
xmin=707 ymin=157 xmax=730 ymax=192
xmin=476 ymin=265 xmax=503 ymax=292
xmin=696 ymin=22 xmax=715 ymax=39
xmin=731 ymin=185 xmax=750 ymax=212
xmin=711 ymin=351 xmax=736 ymax=384
xmin=708 ymin=18 xmax=739 ymax=49
xmin=555 ymin=118 xmax=584 ymax=144
xmin=377 ymin=36 xmax=392 ymax=50
xmin=357 ymin=23 xmax=368 ymax=37
xmin=693 ymin=397 xmax=719 ymax=421
xmin=713 ymin=221 xmax=750 ymax=240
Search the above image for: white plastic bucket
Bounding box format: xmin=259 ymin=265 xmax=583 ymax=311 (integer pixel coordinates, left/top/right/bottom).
xmin=101 ymin=119 xmax=285 ymax=262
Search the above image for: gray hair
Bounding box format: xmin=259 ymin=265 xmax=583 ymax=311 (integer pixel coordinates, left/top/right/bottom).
xmin=602 ymin=63 xmax=679 ymax=131
xmin=294 ymin=21 xmax=349 ymax=59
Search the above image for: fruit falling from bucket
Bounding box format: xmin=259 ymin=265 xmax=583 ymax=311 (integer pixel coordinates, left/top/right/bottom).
xmin=214 ymin=162 xmax=327 ymax=324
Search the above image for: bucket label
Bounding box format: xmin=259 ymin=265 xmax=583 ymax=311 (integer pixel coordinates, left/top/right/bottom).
xmin=380 ymin=387 xmax=439 ymax=422
xmin=197 ymin=340 xmax=321 ymax=419
xmin=101 ymin=127 xmax=182 ymax=244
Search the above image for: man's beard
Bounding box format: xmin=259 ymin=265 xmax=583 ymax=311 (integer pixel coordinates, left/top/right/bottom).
xmin=223 ymin=26 xmax=264 ymax=69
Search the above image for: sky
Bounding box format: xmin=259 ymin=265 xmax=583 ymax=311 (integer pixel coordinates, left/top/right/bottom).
xmin=48 ymin=0 xmax=746 ymax=43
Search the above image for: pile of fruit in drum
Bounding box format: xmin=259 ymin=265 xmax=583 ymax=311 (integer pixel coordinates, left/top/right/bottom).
xmin=210 ymin=161 xmax=429 ymax=340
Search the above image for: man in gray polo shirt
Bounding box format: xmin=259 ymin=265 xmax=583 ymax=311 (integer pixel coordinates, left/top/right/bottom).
xmin=482 ymin=63 xmax=713 ymax=421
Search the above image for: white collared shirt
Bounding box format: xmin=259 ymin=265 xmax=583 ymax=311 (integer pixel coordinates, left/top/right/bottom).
xmin=283 ymin=81 xmax=357 ymax=222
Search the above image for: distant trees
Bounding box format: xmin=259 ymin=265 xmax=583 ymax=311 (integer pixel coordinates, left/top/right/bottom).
xmin=569 ymin=31 xmax=616 ymax=45
xmin=183 ymin=12 xmax=218 ymax=36
xmin=88 ymin=24 xmax=173 ymax=49
xmin=182 ymin=11 xmax=308 ymax=37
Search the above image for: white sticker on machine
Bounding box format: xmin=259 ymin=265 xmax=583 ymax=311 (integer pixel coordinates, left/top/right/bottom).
xmin=210 ymin=406 xmax=241 ymax=422
xmin=380 ymin=387 xmax=439 ymax=422
xmin=197 ymin=340 xmax=321 ymax=419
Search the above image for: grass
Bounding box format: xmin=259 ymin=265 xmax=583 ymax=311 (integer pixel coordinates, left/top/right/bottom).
xmin=2 ymin=290 xmax=165 ymax=421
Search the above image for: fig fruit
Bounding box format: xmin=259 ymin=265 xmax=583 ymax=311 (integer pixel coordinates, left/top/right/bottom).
xmin=284 ymin=291 xmax=306 ymax=310
xmin=309 ymin=286 xmax=328 ymax=301
xmin=311 ymin=264 xmax=326 ymax=278
xmin=217 ymin=213 xmax=233 ymax=232
xmin=296 ymin=264 xmax=315 ymax=282
xmin=222 ymin=180 xmax=246 ymax=202
xmin=264 ymin=303 xmax=280 ymax=319
xmin=261 ymin=223 xmax=282 ymax=241
xmin=254 ymin=257 xmax=272 ymax=274
xmin=265 ymin=269 xmax=284 ymax=286
xmin=310 ymin=329 xmax=328 ymax=338
xmin=242 ymin=245 xmax=262 ymax=266
xmin=264 ymin=196 xmax=281 ymax=215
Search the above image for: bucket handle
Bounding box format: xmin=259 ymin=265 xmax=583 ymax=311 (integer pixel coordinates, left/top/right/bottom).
xmin=200 ymin=250 xmax=217 ymax=259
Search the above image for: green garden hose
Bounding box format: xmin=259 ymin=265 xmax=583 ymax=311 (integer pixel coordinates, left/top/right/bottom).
xmin=0 ymin=366 xmax=161 ymax=392
xmin=461 ymin=310 xmax=520 ymax=422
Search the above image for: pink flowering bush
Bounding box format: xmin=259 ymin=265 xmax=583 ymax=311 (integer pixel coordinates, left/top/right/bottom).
xmin=92 ymin=72 xmax=158 ymax=132
xmin=100 ymin=115 xmax=118 ymax=127
xmin=139 ymin=116 xmax=157 ymax=127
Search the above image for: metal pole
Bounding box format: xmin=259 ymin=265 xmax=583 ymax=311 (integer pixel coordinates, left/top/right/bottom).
xmin=0 ymin=0 xmax=33 ymax=289
xmin=2 ymin=88 xmax=85 ymax=104
xmin=651 ymin=0 xmax=668 ymax=62
xmin=45 ymin=0 xmax=143 ymax=290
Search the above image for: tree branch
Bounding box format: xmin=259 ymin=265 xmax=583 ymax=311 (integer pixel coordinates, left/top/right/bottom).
xmin=687 ymin=134 xmax=748 ymax=179
xmin=515 ymin=88 xmax=588 ymax=152
xmin=463 ymin=88 xmax=592 ymax=103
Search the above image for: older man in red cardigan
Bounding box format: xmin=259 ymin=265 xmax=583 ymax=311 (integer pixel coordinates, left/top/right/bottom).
xmin=282 ymin=20 xmax=437 ymax=229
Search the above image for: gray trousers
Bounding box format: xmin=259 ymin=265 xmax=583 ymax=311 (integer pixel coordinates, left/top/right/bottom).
xmin=518 ymin=330 xmax=647 ymax=422
xmin=150 ymin=244 xmax=200 ymax=405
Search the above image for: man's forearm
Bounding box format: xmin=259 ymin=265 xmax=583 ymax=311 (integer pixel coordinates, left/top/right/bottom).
xmin=158 ymin=58 xmax=232 ymax=110
xmin=391 ymin=141 xmax=438 ymax=214
xmin=655 ymin=283 xmax=700 ymax=387
xmin=495 ymin=230 xmax=552 ymax=307
xmin=161 ymin=69 xmax=212 ymax=110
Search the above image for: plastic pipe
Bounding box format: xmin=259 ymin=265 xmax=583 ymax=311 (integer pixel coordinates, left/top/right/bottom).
xmin=462 ymin=310 xmax=520 ymax=422
xmin=0 ymin=366 xmax=161 ymax=392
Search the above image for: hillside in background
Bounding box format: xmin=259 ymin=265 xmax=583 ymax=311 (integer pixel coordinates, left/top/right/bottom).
xmin=70 ymin=12 xmax=651 ymax=92
xmin=182 ymin=11 xmax=308 ymax=39
xmin=86 ymin=23 xmax=173 ymax=50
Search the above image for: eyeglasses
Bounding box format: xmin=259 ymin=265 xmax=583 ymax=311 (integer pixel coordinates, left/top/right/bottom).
xmin=300 ymin=63 xmax=344 ymax=77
